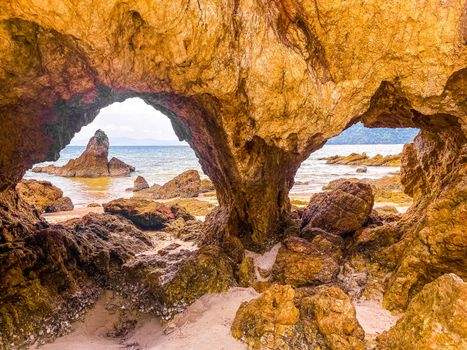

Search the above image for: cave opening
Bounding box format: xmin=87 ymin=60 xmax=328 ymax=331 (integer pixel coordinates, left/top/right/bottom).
xmin=21 ymin=97 xmax=213 ymax=211
xmin=290 ymin=122 xmax=419 ymax=213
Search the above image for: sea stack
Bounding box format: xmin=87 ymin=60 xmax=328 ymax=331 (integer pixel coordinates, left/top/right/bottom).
xmin=33 ymin=130 xmax=135 ymax=177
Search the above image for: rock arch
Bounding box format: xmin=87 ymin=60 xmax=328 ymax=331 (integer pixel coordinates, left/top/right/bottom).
xmin=1 ymin=1 xmax=465 ymax=253
xmin=0 ymin=3 xmax=465 ymax=339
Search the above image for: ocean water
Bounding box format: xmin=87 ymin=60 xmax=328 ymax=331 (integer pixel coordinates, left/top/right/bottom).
xmin=24 ymin=144 xmax=404 ymax=207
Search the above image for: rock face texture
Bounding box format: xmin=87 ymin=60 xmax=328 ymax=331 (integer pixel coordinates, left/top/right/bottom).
xmin=32 ymin=130 xmax=134 ymax=177
xmin=103 ymin=198 xmax=175 ymax=229
xmin=0 ymin=1 xmax=464 ymax=252
xmin=272 ymin=236 xmax=340 ymax=287
xmin=15 ymin=179 xmax=63 ymax=212
xmin=0 ymin=1 xmax=466 ymax=345
xmin=302 ymin=181 xmax=374 ymax=235
xmin=382 ymin=129 xmax=467 ymax=311
xmin=378 ymin=274 xmax=467 ymax=350
xmin=15 ymin=179 xmax=73 ymax=213
xmin=231 ymin=284 xmax=364 ymax=350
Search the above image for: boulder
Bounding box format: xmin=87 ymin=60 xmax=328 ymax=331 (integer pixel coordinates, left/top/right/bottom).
xmin=323 ymin=175 xmax=412 ymax=206
xmin=44 ymin=196 xmax=74 ymax=212
xmin=32 ymin=130 xmax=135 ymax=177
xmin=131 ymin=176 xmax=149 ymax=192
xmin=15 ymin=179 xmax=63 ymax=212
xmin=299 ymin=286 xmax=365 ymax=350
xmin=154 ymin=169 xmax=201 ymax=199
xmin=231 ymin=284 xmax=364 ymax=350
xmin=272 ymin=236 xmax=340 ymax=287
xmin=302 ymin=181 xmax=374 ymax=235
xmin=103 ymin=198 xmax=174 ymax=229
xmin=377 ymin=274 xmax=467 ymax=350
xmin=134 ymin=170 xmax=202 ymax=200
xmin=108 ymin=157 xmax=135 ymax=177
xmin=165 ymin=198 xmax=216 ymax=216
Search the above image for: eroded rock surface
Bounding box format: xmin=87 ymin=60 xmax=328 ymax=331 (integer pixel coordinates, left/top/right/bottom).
xmin=0 ymin=0 xmax=464 ymax=251
xmin=0 ymin=1 xmax=465 ymax=346
xmin=231 ymin=284 xmax=364 ymax=350
xmin=103 ymin=198 xmax=175 ymax=229
xmin=16 ymin=179 xmax=73 ymax=213
xmin=302 ymin=181 xmax=374 ymax=235
xmin=135 ymin=169 xmax=202 ymax=200
xmin=377 ymin=274 xmax=467 ymax=350
xmin=272 ymin=236 xmax=340 ymax=287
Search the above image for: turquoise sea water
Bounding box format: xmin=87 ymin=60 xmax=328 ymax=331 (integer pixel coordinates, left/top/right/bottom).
xmin=25 ymin=144 xmax=404 ymax=207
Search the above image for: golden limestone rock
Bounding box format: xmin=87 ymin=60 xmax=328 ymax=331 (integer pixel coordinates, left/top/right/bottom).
xmin=0 ymin=0 xmax=464 ymax=251
xmin=231 ymin=284 xmax=364 ymax=350
xmin=377 ymin=274 xmax=467 ymax=350
xmin=0 ymin=1 xmax=466 ymax=347
xmin=15 ymin=179 xmax=74 ymax=213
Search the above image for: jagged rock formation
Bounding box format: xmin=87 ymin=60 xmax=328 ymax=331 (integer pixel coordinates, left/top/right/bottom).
xmin=377 ymin=274 xmax=467 ymax=349
xmin=32 ymin=130 xmax=135 ymax=177
xmin=0 ymin=1 xmax=464 ymax=252
xmin=0 ymin=1 xmax=465 ymax=347
xmin=320 ymin=152 xmax=401 ymax=166
xmin=16 ymin=179 xmax=73 ymax=213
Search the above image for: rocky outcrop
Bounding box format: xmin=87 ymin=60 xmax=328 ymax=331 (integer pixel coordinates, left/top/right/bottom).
xmin=103 ymin=198 xmax=175 ymax=229
xmin=0 ymin=1 xmax=465 ymax=344
xmin=123 ymin=245 xmax=234 ymax=320
xmin=108 ymin=157 xmax=135 ymax=176
xmin=382 ymin=129 xmax=467 ymax=311
xmin=377 ymin=274 xmax=467 ymax=350
xmin=231 ymin=284 xmax=364 ymax=350
xmin=15 ymin=179 xmax=63 ymax=212
xmin=323 ymin=175 xmax=412 ymax=205
xmin=32 ymin=130 xmax=134 ymax=177
xmin=0 ymin=210 xmax=154 ymax=348
xmin=320 ymin=152 xmax=401 ymax=166
xmin=0 ymin=1 xmax=463 ymax=251
xmin=15 ymin=179 xmax=73 ymax=213
xmin=165 ymin=198 xmax=216 ymax=216
xmin=134 ymin=169 xmax=201 ymax=200
xmin=302 ymin=181 xmax=374 ymax=235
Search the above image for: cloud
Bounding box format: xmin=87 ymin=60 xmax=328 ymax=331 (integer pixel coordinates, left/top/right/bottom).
xmin=70 ymin=98 xmax=183 ymax=144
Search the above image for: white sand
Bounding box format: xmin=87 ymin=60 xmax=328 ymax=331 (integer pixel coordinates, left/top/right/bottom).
xmin=32 ymin=288 xmax=258 ymax=350
xmin=355 ymin=299 xmax=400 ymax=343
xmin=130 ymin=288 xmax=257 ymax=350
xmin=245 ymin=243 xmax=281 ymax=281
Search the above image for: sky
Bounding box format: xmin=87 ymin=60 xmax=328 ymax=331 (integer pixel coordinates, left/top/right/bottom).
xmin=70 ymin=98 xmax=186 ymax=145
